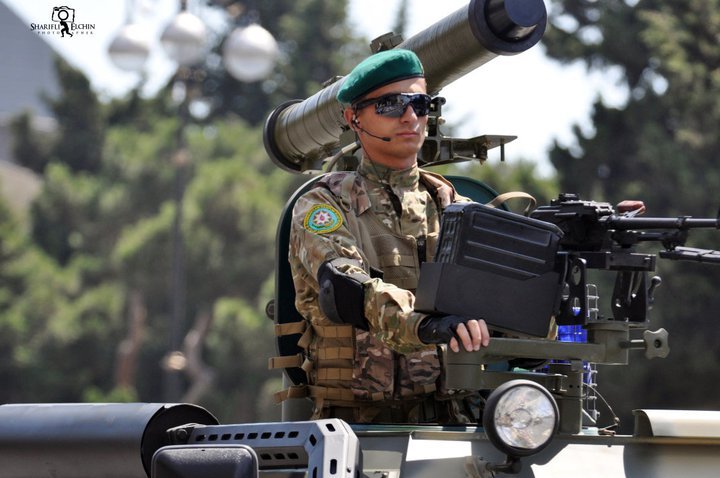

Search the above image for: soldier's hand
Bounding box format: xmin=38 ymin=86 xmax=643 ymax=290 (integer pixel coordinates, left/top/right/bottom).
xmin=417 ymin=315 xmax=490 ymax=353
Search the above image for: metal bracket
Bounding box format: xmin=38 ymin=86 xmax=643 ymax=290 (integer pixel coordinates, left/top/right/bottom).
xmin=419 ymin=95 xmax=516 ymax=167
xmin=167 ymin=419 xmax=360 ymax=477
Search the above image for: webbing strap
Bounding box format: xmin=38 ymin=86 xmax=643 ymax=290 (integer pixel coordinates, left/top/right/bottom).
xmin=273 ymin=384 xmax=309 ymax=403
xmin=274 ymin=321 xmax=306 ymax=336
xmin=486 ymin=191 xmax=537 ymax=215
xmin=317 ymin=347 xmax=354 ymax=360
xmin=308 ymin=385 xmax=355 ymax=402
xmin=316 ymin=368 xmax=354 ymax=381
xmin=297 ymin=326 xmax=313 ymax=349
xmin=312 ymin=324 xmax=353 ymax=338
xmin=267 ymin=353 xmax=303 ymax=370
xmin=301 ymin=357 xmax=313 ymax=374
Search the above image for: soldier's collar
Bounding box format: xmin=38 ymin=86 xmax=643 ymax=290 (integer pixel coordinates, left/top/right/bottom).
xmin=358 ymin=156 xmax=420 ymax=191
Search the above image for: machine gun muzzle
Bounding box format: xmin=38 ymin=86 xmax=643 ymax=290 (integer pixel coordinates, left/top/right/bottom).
xmin=264 ymin=0 xmax=547 ymax=173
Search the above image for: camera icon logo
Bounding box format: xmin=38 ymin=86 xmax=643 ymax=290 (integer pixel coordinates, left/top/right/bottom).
xmin=52 ymin=6 xmax=75 ymax=24
xmin=51 ymin=6 xmax=75 ymax=37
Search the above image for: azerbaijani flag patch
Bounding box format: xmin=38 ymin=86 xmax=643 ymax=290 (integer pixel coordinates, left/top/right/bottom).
xmin=303 ymin=204 xmax=343 ymax=234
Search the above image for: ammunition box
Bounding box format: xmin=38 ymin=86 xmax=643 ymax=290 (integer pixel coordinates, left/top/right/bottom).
xmin=416 ymin=202 xmax=564 ymax=337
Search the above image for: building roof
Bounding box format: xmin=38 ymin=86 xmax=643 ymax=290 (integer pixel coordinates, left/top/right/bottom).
xmin=0 ymin=2 xmax=59 ymax=118
xmin=0 ymin=3 xmax=55 ymax=214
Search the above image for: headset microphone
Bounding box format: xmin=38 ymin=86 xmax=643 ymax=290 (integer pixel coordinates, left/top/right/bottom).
xmin=353 ymin=118 xmax=391 ymax=142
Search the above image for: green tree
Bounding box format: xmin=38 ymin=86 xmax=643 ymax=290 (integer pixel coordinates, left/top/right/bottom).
xmin=45 ymin=57 xmax=106 ymax=173
xmin=10 ymin=57 xmax=104 ymax=177
xmin=391 ymin=0 xmax=410 ymax=39
xmin=446 ymin=160 xmax=558 ymax=209
xmin=97 ymin=117 xmax=301 ymax=418
xmin=0 ymin=185 xmax=127 ymax=402
xmin=4 ymin=0 xmax=363 ymax=422
xmin=9 ymin=112 xmax=52 ymax=174
xmin=545 ymin=0 xmax=720 ymax=429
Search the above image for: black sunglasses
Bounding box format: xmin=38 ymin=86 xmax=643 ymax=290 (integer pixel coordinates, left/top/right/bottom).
xmin=353 ymin=93 xmax=433 ymax=118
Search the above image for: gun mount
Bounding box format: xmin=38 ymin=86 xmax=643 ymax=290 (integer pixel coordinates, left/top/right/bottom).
xmin=412 ymin=193 xmax=720 ymax=439
xmin=263 ymin=0 xmax=546 ymax=173
xmin=441 ymin=324 xmax=671 ymax=435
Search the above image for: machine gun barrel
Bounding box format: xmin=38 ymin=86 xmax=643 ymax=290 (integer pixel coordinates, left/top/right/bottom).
xmin=606 ymin=215 xmax=720 ymax=230
xmin=531 ymin=194 xmax=720 ymax=255
xmin=264 ymin=0 xmax=547 ymax=173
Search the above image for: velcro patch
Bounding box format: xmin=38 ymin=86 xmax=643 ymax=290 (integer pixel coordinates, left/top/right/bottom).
xmin=304 ymin=204 xmax=343 ymax=234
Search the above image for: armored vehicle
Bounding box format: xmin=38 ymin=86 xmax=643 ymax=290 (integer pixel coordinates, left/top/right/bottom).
xmin=3 ymin=0 xmax=720 ymax=476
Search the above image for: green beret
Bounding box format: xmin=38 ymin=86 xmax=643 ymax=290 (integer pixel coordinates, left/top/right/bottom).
xmin=336 ymin=49 xmax=424 ymax=105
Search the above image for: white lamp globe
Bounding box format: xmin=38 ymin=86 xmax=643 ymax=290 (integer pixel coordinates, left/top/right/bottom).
xmin=161 ymin=11 xmax=208 ymax=66
xmin=222 ymin=24 xmax=279 ymax=82
xmin=108 ymin=24 xmax=151 ymax=72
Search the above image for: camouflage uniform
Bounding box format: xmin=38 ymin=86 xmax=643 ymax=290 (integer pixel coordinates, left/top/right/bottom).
xmin=288 ymin=156 xmax=473 ymax=423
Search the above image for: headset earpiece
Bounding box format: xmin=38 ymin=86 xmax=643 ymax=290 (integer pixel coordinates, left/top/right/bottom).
xmin=350 ymin=114 xmax=390 ymax=142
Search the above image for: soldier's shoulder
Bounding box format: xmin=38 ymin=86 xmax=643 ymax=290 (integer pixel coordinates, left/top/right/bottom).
xmin=293 ymin=174 xmax=350 ymax=220
xmin=315 ymin=171 xmax=359 ymax=195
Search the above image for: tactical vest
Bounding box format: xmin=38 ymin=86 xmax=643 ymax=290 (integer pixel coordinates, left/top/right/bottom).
xmin=292 ymin=169 xmax=459 ymax=407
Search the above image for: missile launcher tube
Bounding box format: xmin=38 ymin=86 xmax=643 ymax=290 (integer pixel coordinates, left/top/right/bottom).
xmin=264 ymin=0 xmax=547 ymax=172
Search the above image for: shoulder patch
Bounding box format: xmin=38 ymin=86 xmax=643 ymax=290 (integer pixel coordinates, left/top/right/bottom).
xmin=303 ymin=204 xmax=343 ymax=234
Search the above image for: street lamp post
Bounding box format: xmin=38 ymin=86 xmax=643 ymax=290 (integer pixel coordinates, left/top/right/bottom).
xmin=107 ymin=0 xmax=279 ymax=402
xmin=162 ymin=73 xmax=191 ymax=402
xmin=158 ymin=3 xmax=208 ymax=403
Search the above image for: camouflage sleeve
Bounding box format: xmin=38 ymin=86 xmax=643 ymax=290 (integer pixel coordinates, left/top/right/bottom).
xmin=290 ymin=188 xmax=429 ymax=354
xmin=362 ymin=278 xmax=429 ymax=354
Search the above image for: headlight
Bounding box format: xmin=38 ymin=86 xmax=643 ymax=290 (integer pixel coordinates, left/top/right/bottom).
xmin=482 ymin=379 xmax=559 ymax=457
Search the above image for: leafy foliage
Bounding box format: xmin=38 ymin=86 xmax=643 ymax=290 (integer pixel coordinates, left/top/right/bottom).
xmin=1 ymin=0 xmax=350 ymax=421
xmin=446 ymin=160 xmax=559 ymax=209
xmin=9 ymin=112 xmax=53 ymax=174
xmin=545 ymin=0 xmax=720 ymax=429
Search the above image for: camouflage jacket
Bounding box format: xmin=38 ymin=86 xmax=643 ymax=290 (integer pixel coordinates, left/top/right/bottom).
xmin=288 ymin=157 xmax=467 ymax=407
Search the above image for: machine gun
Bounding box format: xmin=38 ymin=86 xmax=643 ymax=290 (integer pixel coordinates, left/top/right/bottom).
xmin=530 ymin=193 xmax=720 ymax=325
xmin=416 ymin=194 xmax=720 ymax=438
xmin=417 ymin=193 xmax=720 ymax=332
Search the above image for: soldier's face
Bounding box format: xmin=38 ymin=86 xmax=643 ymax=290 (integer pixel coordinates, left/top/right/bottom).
xmin=348 ymin=77 xmax=428 ymax=169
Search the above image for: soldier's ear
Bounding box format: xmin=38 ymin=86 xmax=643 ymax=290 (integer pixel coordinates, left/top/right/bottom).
xmin=343 ymin=107 xmax=357 ymax=131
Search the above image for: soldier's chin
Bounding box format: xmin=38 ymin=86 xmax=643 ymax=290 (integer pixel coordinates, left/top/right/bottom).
xmin=391 ymin=142 xmax=424 ymax=159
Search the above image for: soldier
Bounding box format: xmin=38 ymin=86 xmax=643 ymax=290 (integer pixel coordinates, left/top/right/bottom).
xmin=287 ymin=49 xmax=490 ymax=423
